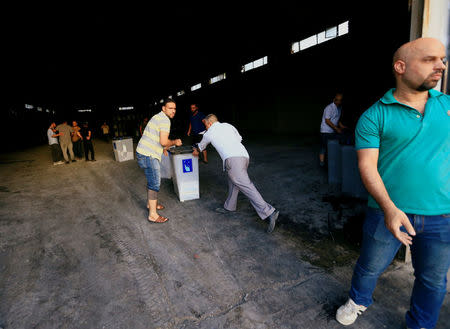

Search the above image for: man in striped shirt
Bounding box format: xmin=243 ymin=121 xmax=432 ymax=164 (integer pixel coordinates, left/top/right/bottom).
xmin=136 ymin=99 xmax=182 ymax=223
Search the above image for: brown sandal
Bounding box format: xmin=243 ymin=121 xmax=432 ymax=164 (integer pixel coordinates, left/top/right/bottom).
xmin=148 ymin=215 xmax=169 ymax=223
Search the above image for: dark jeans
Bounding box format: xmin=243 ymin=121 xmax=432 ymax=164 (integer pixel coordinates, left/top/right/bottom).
xmin=349 ymin=207 xmax=450 ymax=329
xmin=50 ymin=144 xmax=62 ymax=162
xmin=73 ymin=140 xmax=84 ymax=158
xmin=84 ymin=140 xmax=95 ymax=160
xmin=320 ymin=132 xmax=338 ymax=155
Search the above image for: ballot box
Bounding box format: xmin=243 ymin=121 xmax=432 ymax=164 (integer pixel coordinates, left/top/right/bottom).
xmin=327 ymin=139 xmax=342 ymax=185
xmin=341 ymin=145 xmax=368 ymax=199
xmin=160 ymin=152 xmax=172 ymax=179
xmin=169 ymin=146 xmax=199 ymax=202
xmin=112 ymin=137 xmax=134 ymax=162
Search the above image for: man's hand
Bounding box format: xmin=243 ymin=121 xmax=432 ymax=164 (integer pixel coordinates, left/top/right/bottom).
xmin=384 ymin=207 xmax=416 ymax=246
xmin=335 ymin=127 xmax=342 ymax=134
xmin=163 ymin=149 xmax=168 ymax=156
xmin=192 ymin=148 xmax=199 ymax=157
xmin=187 ymin=131 xmax=191 ymax=136
xmin=174 ymin=139 xmax=182 ymax=147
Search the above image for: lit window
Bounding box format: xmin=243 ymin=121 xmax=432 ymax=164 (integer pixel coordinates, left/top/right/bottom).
xmin=241 ymin=56 xmax=268 ymax=73
xmin=300 ymin=35 xmax=317 ymax=50
xmin=209 ymin=73 xmax=226 ymax=84
xmin=45 ymin=109 xmax=50 ymax=113
xmin=78 ymin=109 xmax=92 ymax=112
xmin=37 ymin=107 xmax=42 ymax=112
xmin=318 ymin=26 xmax=337 ymax=44
xmin=291 ymin=42 xmax=300 ymax=54
xmin=160 ymin=99 xmax=164 ymax=103
xmin=177 ymin=90 xmax=185 ymax=96
xmin=291 ymin=21 xmax=349 ymax=55
xmin=119 ymin=106 xmax=133 ymax=111
xmin=25 ymin=104 xmax=34 ymax=109
xmin=326 ymin=26 xmax=338 ymax=38
xmin=191 ymin=83 xmax=202 ymax=91
xmin=338 ymin=21 xmax=349 ymax=36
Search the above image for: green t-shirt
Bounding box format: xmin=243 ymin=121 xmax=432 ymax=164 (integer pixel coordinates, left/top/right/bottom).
xmin=355 ymin=88 xmax=450 ymax=215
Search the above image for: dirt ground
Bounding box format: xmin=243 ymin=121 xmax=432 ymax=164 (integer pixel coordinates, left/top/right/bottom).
xmin=0 ymin=136 xmax=448 ymax=329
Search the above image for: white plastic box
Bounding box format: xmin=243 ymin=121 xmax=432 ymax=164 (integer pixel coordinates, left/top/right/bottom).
xmin=169 ymin=146 xmax=199 ymax=202
xmin=112 ymin=138 xmax=134 ymax=162
xmin=341 ymin=145 xmax=368 ymax=199
xmin=160 ymin=152 xmax=172 ymax=179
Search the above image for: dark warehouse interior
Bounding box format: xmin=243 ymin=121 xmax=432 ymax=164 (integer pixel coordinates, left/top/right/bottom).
xmin=1 ymin=1 xmax=415 ymax=150
xmin=1 ymin=1 xmax=450 ymax=328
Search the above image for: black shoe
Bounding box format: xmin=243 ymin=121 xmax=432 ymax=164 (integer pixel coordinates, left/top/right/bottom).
xmin=215 ymin=207 xmax=232 ymax=214
xmin=65 ymin=161 xmax=70 ymax=164
xmin=72 ymin=159 xmax=76 ymax=162
xmin=267 ymin=210 xmax=279 ymax=233
xmin=91 ymin=159 xmax=96 ymax=161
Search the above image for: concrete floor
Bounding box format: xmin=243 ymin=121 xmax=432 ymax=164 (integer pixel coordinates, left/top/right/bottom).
xmin=0 ymin=136 xmax=448 ymax=329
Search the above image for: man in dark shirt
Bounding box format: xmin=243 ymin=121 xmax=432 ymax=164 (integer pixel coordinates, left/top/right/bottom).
xmin=80 ymin=122 xmax=95 ymax=161
xmin=187 ymin=103 xmax=208 ymax=163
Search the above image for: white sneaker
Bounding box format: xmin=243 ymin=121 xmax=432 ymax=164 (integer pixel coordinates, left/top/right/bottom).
xmin=336 ymin=298 xmax=367 ymax=325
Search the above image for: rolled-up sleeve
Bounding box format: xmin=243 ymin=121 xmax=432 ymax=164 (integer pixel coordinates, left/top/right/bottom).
xmin=198 ymin=134 xmax=210 ymax=152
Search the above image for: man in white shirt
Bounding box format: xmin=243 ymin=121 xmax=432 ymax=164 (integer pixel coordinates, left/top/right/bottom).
xmin=319 ymin=93 xmax=347 ymax=167
xmin=47 ymin=122 xmax=64 ymax=165
xmin=193 ymin=114 xmax=279 ymax=233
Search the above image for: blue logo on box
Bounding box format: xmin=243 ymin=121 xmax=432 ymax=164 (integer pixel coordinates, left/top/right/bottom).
xmin=182 ymin=159 xmax=193 ymax=173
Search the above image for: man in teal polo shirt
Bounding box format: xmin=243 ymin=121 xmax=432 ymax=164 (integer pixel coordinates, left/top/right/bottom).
xmin=336 ymin=38 xmax=449 ymax=329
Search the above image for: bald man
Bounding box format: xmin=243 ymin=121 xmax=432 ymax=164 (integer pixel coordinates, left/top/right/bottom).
xmin=336 ymin=38 xmax=449 ymax=329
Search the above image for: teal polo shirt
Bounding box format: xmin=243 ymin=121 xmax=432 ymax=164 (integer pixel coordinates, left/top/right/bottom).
xmin=355 ymin=88 xmax=450 ymax=215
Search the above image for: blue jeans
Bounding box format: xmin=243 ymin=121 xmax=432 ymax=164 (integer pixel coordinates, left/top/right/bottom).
xmin=349 ymin=207 xmax=450 ymax=329
xmin=136 ymin=152 xmax=161 ymax=191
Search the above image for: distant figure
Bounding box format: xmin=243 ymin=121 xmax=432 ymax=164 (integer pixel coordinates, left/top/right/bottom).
xmin=47 ymin=122 xmax=64 ymax=165
xmin=56 ymin=120 xmax=76 ymax=164
xmin=101 ymin=122 xmax=110 ymax=142
xmin=187 ymin=103 xmax=208 ymax=163
xmin=319 ymin=93 xmax=347 ymax=167
xmin=335 ymin=38 xmax=450 ymax=329
xmin=136 ymin=99 xmax=182 ymax=223
xmin=193 ymin=114 xmax=279 ymax=233
xmin=81 ymin=122 xmax=95 ymax=161
xmin=139 ymin=117 xmax=149 ymax=136
xmin=72 ymin=121 xmax=83 ymax=159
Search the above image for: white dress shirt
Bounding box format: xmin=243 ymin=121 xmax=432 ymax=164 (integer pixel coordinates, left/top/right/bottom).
xmin=198 ymin=122 xmax=249 ymax=168
xmin=320 ymin=102 xmax=342 ymax=133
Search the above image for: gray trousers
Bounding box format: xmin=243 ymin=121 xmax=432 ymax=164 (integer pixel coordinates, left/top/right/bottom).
xmin=60 ymin=141 xmax=75 ymax=162
xmin=224 ymin=157 xmax=275 ymax=220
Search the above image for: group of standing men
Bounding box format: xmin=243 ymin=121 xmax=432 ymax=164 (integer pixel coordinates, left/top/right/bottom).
xmin=47 ymin=121 xmax=95 ymax=165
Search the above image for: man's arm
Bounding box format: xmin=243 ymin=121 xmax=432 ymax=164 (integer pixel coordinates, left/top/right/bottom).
xmin=325 ymin=118 xmax=342 ymax=133
xmin=160 ymin=131 xmax=182 ymax=147
xmin=193 ymin=134 xmax=210 ymax=156
xmin=338 ymin=121 xmax=347 ymax=129
xmin=187 ymin=123 xmax=192 ymax=136
xmin=357 ymin=148 xmax=415 ymax=245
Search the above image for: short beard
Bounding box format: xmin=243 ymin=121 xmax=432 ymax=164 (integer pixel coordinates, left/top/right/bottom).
xmin=416 ymin=80 xmax=438 ymax=91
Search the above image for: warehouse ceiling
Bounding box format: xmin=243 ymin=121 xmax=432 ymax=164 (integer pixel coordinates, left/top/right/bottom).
xmin=3 ymin=2 xmax=358 ymax=106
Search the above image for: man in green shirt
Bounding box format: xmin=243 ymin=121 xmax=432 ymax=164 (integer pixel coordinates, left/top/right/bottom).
xmin=336 ymin=38 xmax=450 ymax=329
